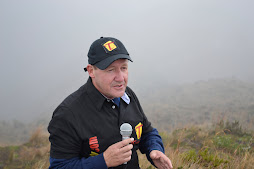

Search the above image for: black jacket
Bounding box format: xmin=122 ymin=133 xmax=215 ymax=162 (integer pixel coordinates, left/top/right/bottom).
xmin=48 ymin=78 xmax=153 ymax=169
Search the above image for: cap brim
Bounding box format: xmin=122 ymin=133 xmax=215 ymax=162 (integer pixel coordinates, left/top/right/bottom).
xmin=94 ymin=54 xmax=132 ymax=70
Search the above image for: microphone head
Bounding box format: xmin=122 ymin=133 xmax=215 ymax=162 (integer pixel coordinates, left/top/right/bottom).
xmin=120 ymin=123 xmax=132 ymax=137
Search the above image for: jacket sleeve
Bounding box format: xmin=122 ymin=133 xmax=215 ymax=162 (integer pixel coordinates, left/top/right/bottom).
xmin=139 ymin=128 xmax=165 ymax=166
xmin=49 ymin=154 xmax=107 ymax=169
xmin=48 ymin=106 xmax=82 ymax=159
xmin=48 ymin=106 xmax=107 ymax=169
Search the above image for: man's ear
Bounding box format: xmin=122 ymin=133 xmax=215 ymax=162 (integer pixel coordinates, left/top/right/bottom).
xmin=86 ymin=64 xmax=95 ymax=78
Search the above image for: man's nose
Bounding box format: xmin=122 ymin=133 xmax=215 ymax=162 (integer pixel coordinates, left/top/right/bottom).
xmin=114 ymin=70 xmax=124 ymax=82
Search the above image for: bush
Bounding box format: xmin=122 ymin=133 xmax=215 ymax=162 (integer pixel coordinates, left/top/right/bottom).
xmin=181 ymin=148 xmax=229 ymax=168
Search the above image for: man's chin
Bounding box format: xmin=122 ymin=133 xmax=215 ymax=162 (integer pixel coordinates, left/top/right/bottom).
xmin=113 ymin=91 xmax=125 ymax=98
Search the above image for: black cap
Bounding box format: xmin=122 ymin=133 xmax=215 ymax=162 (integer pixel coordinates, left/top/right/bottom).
xmin=85 ymin=37 xmax=132 ymax=71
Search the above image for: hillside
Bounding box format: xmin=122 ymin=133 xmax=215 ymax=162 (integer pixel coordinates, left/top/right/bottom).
xmin=139 ymin=120 xmax=254 ymax=169
xmin=1 ymin=78 xmax=254 ymax=146
xmin=0 ymin=119 xmax=48 ymax=146
xmin=0 ymin=120 xmax=253 ymax=169
xmin=0 ymin=78 xmax=254 ymax=168
xmin=140 ymin=78 xmax=254 ymax=131
xmin=0 ymin=128 xmax=50 ymax=169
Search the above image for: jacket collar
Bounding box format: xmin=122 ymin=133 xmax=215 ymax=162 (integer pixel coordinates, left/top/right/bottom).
xmin=85 ymin=77 xmax=106 ymax=111
xmin=85 ymin=77 xmax=131 ymax=110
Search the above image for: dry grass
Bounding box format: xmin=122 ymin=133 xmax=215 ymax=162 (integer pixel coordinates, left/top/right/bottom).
xmin=139 ymin=121 xmax=254 ymax=169
xmin=139 ymin=146 xmax=254 ymax=169
xmin=1 ymin=121 xmax=253 ymax=169
xmin=0 ymin=127 xmax=50 ymax=169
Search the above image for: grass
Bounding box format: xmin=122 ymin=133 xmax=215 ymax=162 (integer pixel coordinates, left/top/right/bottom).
xmin=0 ymin=120 xmax=253 ymax=169
xmin=139 ymin=120 xmax=254 ymax=169
xmin=0 ymin=127 xmax=50 ymax=169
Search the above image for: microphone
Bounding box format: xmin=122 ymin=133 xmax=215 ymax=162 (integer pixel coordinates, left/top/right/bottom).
xmin=120 ymin=123 xmax=133 ymax=164
xmin=120 ymin=123 xmax=133 ymax=140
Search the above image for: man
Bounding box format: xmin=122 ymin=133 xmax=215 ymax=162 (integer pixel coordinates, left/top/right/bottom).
xmin=48 ymin=37 xmax=173 ymax=169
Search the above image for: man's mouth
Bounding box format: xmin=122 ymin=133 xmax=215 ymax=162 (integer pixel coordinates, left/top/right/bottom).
xmin=113 ymin=84 xmax=124 ymax=89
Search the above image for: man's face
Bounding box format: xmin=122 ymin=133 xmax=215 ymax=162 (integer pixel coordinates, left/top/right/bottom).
xmin=89 ymin=59 xmax=129 ymax=99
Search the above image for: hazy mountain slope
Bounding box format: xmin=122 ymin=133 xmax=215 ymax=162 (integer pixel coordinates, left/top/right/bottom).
xmin=140 ymin=78 xmax=254 ymax=131
xmin=1 ymin=78 xmax=254 ymax=145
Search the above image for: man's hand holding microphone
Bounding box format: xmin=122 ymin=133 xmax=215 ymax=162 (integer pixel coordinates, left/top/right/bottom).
xmin=103 ymin=123 xmax=173 ymax=169
xmin=103 ymin=123 xmax=133 ymax=167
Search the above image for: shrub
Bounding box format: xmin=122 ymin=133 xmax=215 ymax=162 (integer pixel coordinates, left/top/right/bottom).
xmin=181 ymin=148 xmax=229 ymax=168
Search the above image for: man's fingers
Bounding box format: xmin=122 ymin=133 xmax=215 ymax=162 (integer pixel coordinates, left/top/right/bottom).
xmin=121 ymin=146 xmax=133 ymax=158
xmin=103 ymin=138 xmax=134 ymax=167
xmin=120 ymin=143 xmax=133 ymax=152
xmin=150 ymin=150 xmax=173 ymax=169
xmin=116 ymin=138 xmax=134 ymax=148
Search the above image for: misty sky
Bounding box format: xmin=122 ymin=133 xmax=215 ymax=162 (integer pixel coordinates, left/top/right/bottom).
xmin=1 ymin=0 xmax=254 ymax=122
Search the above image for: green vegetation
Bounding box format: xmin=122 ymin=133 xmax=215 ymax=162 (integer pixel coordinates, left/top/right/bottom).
xmin=139 ymin=120 xmax=254 ymax=169
xmin=181 ymin=148 xmax=229 ymax=168
xmin=0 ymin=120 xmax=253 ymax=169
xmin=0 ymin=128 xmax=50 ymax=169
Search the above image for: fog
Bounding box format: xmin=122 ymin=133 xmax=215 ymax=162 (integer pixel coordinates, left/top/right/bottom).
xmin=1 ymin=0 xmax=254 ymax=122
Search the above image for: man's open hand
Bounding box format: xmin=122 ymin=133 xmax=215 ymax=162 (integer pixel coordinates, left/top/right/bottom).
xmin=150 ymin=150 xmax=173 ymax=169
xmin=103 ymin=138 xmax=134 ymax=167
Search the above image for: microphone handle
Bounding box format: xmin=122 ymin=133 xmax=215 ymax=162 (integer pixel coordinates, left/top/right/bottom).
xmin=122 ymin=136 xmax=130 ymax=140
xmin=122 ymin=136 xmax=131 ymax=164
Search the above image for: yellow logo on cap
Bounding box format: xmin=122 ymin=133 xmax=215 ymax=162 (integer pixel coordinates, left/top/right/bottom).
xmin=135 ymin=122 xmax=143 ymax=140
xmin=103 ymin=41 xmax=117 ymax=52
